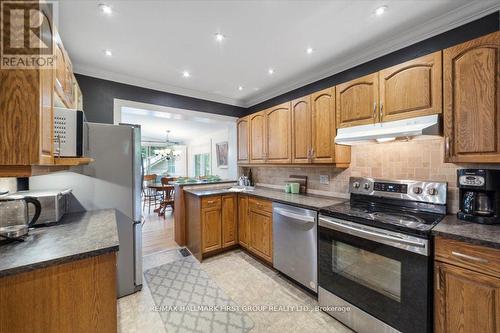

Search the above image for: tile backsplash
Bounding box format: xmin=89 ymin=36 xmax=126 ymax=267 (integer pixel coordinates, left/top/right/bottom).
xmin=244 ymin=137 xmax=500 ymax=213
xmin=0 ymin=178 xmax=17 ymax=194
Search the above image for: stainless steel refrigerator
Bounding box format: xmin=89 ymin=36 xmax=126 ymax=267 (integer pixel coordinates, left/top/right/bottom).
xmin=30 ymin=123 xmax=143 ymax=297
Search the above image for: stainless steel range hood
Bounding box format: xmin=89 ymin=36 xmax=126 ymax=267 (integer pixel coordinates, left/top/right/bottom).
xmin=335 ymin=114 xmax=441 ymax=145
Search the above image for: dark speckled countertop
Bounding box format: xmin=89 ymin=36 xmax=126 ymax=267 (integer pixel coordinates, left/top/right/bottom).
xmin=0 ymin=209 xmax=119 ymax=277
xmin=432 ymin=215 xmax=500 ymax=249
xmin=171 ymin=179 xmax=237 ymax=187
xmin=184 ymin=186 xmax=346 ymax=210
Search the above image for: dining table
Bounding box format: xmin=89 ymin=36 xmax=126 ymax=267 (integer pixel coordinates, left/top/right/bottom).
xmin=147 ymin=183 xmax=175 ymax=216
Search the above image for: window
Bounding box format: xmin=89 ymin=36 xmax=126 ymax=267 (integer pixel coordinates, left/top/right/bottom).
xmin=194 ymin=153 xmax=210 ymax=177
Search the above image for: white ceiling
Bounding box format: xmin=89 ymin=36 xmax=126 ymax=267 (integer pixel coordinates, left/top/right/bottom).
xmin=121 ymin=106 xmax=234 ymax=143
xmin=58 ymin=0 xmax=499 ymax=107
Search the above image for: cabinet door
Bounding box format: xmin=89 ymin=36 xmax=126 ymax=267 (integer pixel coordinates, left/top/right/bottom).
xmin=201 ymin=207 xmax=221 ymax=253
xmin=443 ymin=31 xmax=500 ymax=163
xmin=249 ymin=208 xmax=273 ymax=263
xmin=54 ymin=39 xmax=68 ymax=107
xmin=435 ymin=262 xmax=500 ymax=333
xmin=380 ymin=51 xmax=442 ymax=122
xmin=249 ymin=111 xmax=266 ymax=163
xmin=265 ymin=102 xmax=291 ymax=163
xmin=336 ymin=73 xmax=379 ymax=128
xmin=238 ymin=195 xmax=249 ymax=248
xmin=312 ymin=88 xmax=336 ymax=163
xmin=237 ymin=117 xmax=249 ymax=163
xmin=221 ymin=195 xmax=237 ymax=248
xmin=291 ymin=96 xmax=312 ymax=163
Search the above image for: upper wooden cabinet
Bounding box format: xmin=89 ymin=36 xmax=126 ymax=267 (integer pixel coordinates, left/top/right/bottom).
xmin=0 ymin=2 xmax=88 ymax=177
xmin=312 ymin=88 xmax=336 ymax=163
xmin=249 ymin=111 xmax=267 ymax=163
xmin=265 ymin=102 xmax=291 ymax=163
xmin=380 ymin=51 xmax=442 ymax=122
xmin=237 ymin=117 xmax=249 ymax=163
xmin=443 ymin=31 xmax=500 ymax=163
xmin=291 ymin=96 xmax=312 ymax=163
xmin=336 ymin=73 xmax=379 ymax=128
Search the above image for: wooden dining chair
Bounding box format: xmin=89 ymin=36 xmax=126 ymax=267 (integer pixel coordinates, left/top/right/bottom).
xmin=143 ymin=174 xmax=160 ymax=213
xmin=159 ymin=177 xmax=175 ymax=218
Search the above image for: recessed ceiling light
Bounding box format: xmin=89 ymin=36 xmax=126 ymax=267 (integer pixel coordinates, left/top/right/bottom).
xmin=182 ymin=71 xmax=191 ymax=78
xmin=238 ymin=86 xmax=244 ymax=91
xmin=306 ymin=47 xmax=313 ymax=54
xmin=214 ymin=33 xmax=225 ymax=42
xmin=99 ymin=4 xmax=112 ymax=15
xmin=268 ymin=68 xmax=274 ymax=75
xmin=104 ymin=49 xmax=112 ymax=57
xmin=375 ymin=5 xmax=388 ymax=16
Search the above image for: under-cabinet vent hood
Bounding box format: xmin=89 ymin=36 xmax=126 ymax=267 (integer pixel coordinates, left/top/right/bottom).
xmin=335 ymin=114 xmax=441 ymax=145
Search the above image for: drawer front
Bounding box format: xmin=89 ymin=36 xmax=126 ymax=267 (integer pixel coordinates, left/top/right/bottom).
xmin=435 ymin=237 xmax=500 ymax=278
xmin=248 ymin=197 xmax=273 ymax=213
xmin=201 ymin=196 xmax=221 ymax=209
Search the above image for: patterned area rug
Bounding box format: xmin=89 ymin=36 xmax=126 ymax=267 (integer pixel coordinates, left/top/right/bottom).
xmin=144 ymin=256 xmax=255 ymax=333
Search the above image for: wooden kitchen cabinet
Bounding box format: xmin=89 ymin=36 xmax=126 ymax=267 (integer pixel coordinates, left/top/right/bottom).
xmin=312 ymin=88 xmax=337 ymax=163
xmin=443 ymin=31 xmax=500 ymax=163
xmin=248 ymin=198 xmax=273 ymax=264
xmin=336 ymin=73 xmax=379 ymax=128
xmin=201 ymin=205 xmax=222 ymax=253
xmin=434 ymin=237 xmax=500 ymax=333
xmin=238 ymin=195 xmax=249 ymax=249
xmin=249 ymin=111 xmax=267 ymax=163
xmin=221 ymin=194 xmax=238 ymax=247
xmin=0 ymin=2 xmax=88 ymax=177
xmin=265 ymin=102 xmax=292 ymax=163
xmin=291 ymin=96 xmax=312 ymax=163
xmin=237 ymin=117 xmax=250 ymax=163
xmin=380 ymin=51 xmax=442 ymax=122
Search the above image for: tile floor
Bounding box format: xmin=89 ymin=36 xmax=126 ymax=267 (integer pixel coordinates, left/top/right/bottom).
xmin=118 ymin=248 xmax=352 ymax=333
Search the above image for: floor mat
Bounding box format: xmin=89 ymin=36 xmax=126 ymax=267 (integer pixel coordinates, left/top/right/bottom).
xmin=144 ymin=256 xmax=254 ymax=333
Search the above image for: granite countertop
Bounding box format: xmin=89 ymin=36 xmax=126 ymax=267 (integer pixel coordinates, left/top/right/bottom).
xmin=0 ymin=209 xmax=119 ymax=278
xmin=171 ymin=179 xmax=237 ymax=187
xmin=432 ymin=214 xmax=500 ymax=249
xmin=185 ymin=186 xmax=346 ymax=210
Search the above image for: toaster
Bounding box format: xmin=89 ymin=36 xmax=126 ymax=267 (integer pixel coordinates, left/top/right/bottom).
xmin=13 ymin=189 xmax=72 ymax=226
xmin=53 ymin=107 xmax=84 ymax=157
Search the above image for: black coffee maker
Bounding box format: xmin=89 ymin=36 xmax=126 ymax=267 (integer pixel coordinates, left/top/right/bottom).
xmin=457 ymin=169 xmax=500 ymax=224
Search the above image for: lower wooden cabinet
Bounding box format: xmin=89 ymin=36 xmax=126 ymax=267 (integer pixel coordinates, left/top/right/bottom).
xmin=247 ymin=197 xmax=273 ymax=264
xmin=201 ymin=206 xmax=222 ymax=253
xmin=434 ymin=237 xmax=500 ymax=333
xmin=221 ymin=194 xmax=237 ymax=247
xmin=238 ymin=194 xmax=249 ymax=248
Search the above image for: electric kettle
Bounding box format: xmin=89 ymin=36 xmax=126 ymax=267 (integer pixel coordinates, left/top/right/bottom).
xmin=0 ymin=195 xmax=42 ymax=239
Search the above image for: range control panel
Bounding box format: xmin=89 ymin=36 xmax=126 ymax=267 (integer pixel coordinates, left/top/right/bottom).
xmin=373 ymin=182 xmax=408 ymax=194
xmin=349 ymin=176 xmax=447 ymax=205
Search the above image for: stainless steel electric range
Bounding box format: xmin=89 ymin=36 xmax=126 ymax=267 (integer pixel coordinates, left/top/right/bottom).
xmin=318 ymin=177 xmax=447 ymax=333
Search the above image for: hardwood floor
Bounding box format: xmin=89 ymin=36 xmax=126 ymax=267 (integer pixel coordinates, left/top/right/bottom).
xmin=142 ymin=208 xmax=179 ymax=256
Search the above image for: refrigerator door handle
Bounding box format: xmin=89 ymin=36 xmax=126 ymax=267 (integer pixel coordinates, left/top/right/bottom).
xmin=133 ymin=221 xmax=143 ymax=290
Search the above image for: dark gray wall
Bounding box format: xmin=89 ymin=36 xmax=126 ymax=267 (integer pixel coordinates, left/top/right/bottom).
xmin=75 ymin=74 xmax=247 ymax=123
xmin=77 ymin=11 xmax=499 ymax=122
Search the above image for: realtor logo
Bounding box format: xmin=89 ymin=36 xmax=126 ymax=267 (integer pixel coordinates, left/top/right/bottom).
xmin=1 ymin=1 xmax=55 ymax=69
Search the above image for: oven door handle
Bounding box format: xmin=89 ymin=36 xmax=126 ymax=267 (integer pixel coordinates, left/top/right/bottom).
xmin=319 ymin=217 xmax=426 ymax=248
xmin=274 ymin=208 xmax=316 ymax=224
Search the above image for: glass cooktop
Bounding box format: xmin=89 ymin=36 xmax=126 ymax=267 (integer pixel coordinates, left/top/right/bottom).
xmin=320 ymin=201 xmax=445 ymax=235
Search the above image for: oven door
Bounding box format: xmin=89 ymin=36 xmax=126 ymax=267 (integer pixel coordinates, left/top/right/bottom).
xmin=318 ymin=215 xmax=431 ymax=333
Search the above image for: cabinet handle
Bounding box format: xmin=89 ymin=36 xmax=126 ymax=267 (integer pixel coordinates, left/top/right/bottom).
xmin=373 ymin=102 xmax=377 ymax=123
xmin=380 ymin=102 xmax=383 ymax=121
xmin=436 ymin=266 xmax=441 ymax=290
xmin=311 ymin=148 xmax=315 ymax=158
xmin=207 ymin=200 xmax=215 ymax=204
xmin=451 ymin=251 xmax=488 ymax=264
xmin=445 ymin=137 xmax=451 ymax=158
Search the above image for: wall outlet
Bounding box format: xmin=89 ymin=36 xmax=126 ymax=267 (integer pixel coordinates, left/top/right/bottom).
xmin=319 ymin=175 xmax=330 ymax=185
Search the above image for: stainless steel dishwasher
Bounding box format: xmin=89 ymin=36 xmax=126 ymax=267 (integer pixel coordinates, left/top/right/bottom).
xmin=273 ymin=202 xmax=318 ymax=292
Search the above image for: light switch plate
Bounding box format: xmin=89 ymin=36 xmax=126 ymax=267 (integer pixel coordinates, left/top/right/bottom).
xmin=320 ymin=175 xmax=330 ymax=185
